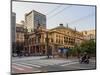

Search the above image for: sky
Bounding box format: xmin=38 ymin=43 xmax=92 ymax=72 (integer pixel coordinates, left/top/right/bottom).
xmin=12 ymin=1 xmax=96 ymax=31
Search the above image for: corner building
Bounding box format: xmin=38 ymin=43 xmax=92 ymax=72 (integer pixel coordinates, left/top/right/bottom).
xmin=24 ymin=24 xmax=84 ymax=56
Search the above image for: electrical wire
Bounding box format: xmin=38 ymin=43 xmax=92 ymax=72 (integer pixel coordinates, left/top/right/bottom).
xmin=47 ymin=5 xmax=72 ymax=20
xmin=69 ymin=13 xmax=95 ymax=24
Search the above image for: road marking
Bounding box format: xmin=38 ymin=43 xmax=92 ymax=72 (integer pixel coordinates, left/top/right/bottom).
xmin=19 ymin=63 xmax=41 ymax=68
xmin=12 ymin=65 xmax=24 ymax=71
xmin=12 ymin=63 xmax=32 ymax=69
xmin=61 ymin=62 xmax=78 ymax=66
xmin=32 ymin=70 xmax=42 ymax=72
xmin=11 ymin=70 xmax=14 ymax=73
xmin=38 ymin=63 xmax=50 ymax=66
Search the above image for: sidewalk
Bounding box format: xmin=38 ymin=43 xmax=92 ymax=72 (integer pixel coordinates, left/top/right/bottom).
xmin=12 ymin=55 xmax=95 ymax=63
xmin=12 ymin=55 xmax=79 ymax=63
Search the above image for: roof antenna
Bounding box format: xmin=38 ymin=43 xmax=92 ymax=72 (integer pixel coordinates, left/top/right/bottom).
xmin=74 ymin=26 xmax=76 ymax=31
xmin=66 ymin=23 xmax=68 ymax=28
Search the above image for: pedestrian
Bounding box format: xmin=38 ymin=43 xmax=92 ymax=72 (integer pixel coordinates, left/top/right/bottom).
xmin=66 ymin=51 xmax=68 ymax=59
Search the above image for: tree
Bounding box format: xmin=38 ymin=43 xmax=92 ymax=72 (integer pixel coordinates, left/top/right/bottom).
xmin=80 ymin=39 xmax=96 ymax=56
xmin=70 ymin=44 xmax=81 ymax=57
xmin=69 ymin=39 xmax=96 ymax=57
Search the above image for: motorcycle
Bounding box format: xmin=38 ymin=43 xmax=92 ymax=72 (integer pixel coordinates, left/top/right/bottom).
xmin=79 ymin=55 xmax=90 ymax=64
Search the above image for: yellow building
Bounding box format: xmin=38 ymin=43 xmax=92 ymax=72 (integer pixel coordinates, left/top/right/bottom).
xmin=81 ymin=30 xmax=95 ymax=41
xmin=15 ymin=23 xmax=27 ymax=54
xmin=24 ymin=24 xmax=84 ymax=56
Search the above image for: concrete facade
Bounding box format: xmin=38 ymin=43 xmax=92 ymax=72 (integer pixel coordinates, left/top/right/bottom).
xmin=25 ymin=10 xmax=46 ymax=32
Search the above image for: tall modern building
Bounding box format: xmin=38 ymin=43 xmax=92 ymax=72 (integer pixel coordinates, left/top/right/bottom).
xmin=25 ymin=10 xmax=46 ymax=32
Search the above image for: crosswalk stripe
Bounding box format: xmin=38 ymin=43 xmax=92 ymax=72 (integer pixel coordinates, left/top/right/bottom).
xmin=36 ymin=61 xmax=62 ymax=66
xmin=29 ymin=62 xmax=49 ymax=66
xmin=61 ymin=62 xmax=78 ymax=66
xmin=12 ymin=65 xmax=24 ymax=70
xmin=37 ymin=63 xmax=49 ymax=66
xmin=32 ymin=70 xmax=42 ymax=72
xmin=12 ymin=63 xmax=32 ymax=69
xmin=20 ymin=63 xmax=41 ymax=68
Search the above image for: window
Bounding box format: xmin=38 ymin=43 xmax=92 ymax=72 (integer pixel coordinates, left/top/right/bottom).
xmin=56 ymin=35 xmax=58 ymax=38
xmin=51 ymin=38 xmax=53 ymax=42
xmin=85 ymin=31 xmax=87 ymax=34
xmin=56 ymin=39 xmax=58 ymax=43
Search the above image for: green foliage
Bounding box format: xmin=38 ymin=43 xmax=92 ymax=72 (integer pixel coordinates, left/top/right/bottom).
xmin=69 ymin=44 xmax=81 ymax=57
xmin=80 ymin=39 xmax=96 ymax=54
xmin=69 ymin=39 xmax=96 ymax=56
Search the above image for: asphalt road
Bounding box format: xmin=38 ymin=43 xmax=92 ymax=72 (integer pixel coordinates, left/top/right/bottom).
xmin=11 ymin=56 xmax=96 ymax=74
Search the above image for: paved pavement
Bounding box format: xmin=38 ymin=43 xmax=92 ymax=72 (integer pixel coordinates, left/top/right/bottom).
xmin=11 ymin=56 xmax=96 ymax=74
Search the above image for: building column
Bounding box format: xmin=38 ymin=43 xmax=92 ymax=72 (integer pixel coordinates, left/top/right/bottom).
xmin=40 ymin=45 xmax=42 ymax=55
xmin=29 ymin=45 xmax=30 ymax=55
xmin=38 ymin=45 xmax=40 ymax=55
xmin=45 ymin=44 xmax=47 ymax=56
xmin=34 ymin=46 xmax=36 ymax=55
xmin=52 ymin=45 xmax=55 ymax=58
xmin=33 ymin=46 xmax=34 ymax=54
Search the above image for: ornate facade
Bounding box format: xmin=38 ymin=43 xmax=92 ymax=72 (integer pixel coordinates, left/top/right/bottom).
xmin=24 ymin=24 xmax=84 ymax=56
xmin=15 ymin=23 xmax=27 ymax=54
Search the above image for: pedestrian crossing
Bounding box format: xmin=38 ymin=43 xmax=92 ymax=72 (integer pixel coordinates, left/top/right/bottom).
xmin=12 ymin=63 xmax=41 ymax=73
xmin=12 ymin=62 xmax=57 ymax=69
xmin=13 ymin=63 xmax=33 ymax=68
xmin=12 ymin=65 xmax=24 ymax=71
xmin=19 ymin=63 xmax=41 ymax=68
xmin=12 ymin=61 xmax=79 ymax=73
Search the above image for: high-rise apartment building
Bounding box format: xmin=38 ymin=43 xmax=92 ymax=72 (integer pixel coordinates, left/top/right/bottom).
xmin=25 ymin=10 xmax=46 ymax=32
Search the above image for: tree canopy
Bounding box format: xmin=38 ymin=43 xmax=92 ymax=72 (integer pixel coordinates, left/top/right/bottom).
xmin=69 ymin=39 xmax=96 ymax=57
